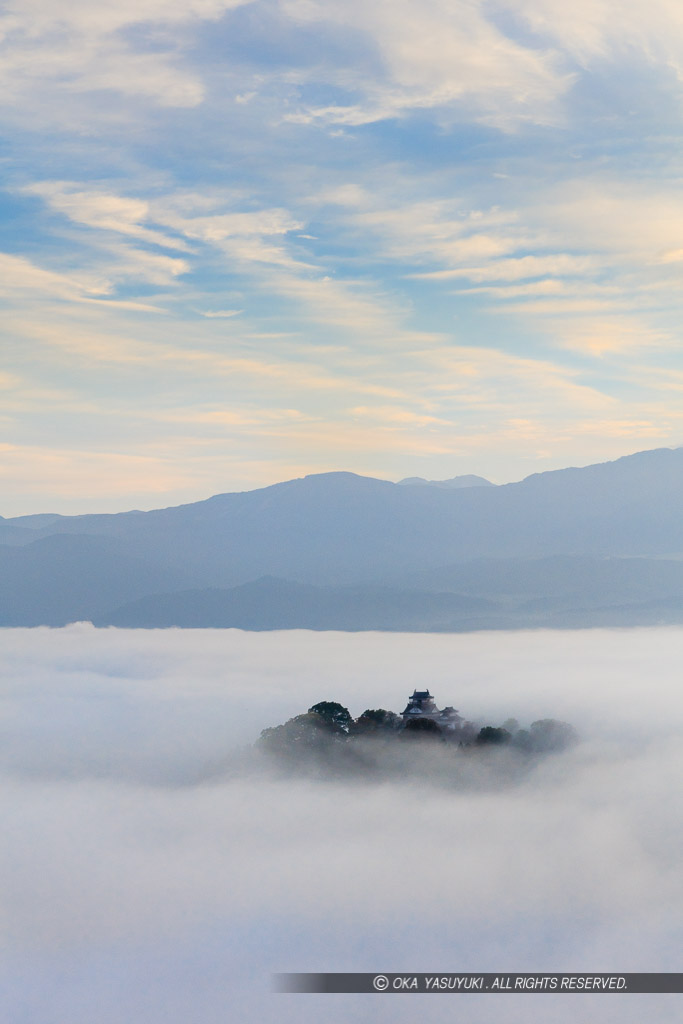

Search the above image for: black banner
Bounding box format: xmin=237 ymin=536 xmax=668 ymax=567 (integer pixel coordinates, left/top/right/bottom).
xmin=276 ymin=973 xmax=683 ymax=994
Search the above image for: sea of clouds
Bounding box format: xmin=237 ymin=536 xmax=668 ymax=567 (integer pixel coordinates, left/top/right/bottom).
xmin=2 ymin=624 xmax=682 ymax=1023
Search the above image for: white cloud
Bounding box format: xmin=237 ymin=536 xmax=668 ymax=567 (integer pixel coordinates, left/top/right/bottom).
xmin=506 ymin=0 xmax=683 ymax=68
xmin=0 ymin=444 xmax=195 ymax=503
xmin=549 ymin=316 xmax=676 ymax=357
xmin=151 ymin=199 xmax=310 ymax=269
xmin=0 ymin=250 xmax=180 ymax=309
xmin=344 ymin=197 xmax=536 ymax=270
xmin=200 ymin=309 xmax=244 ymax=318
xmin=0 ymin=252 xmax=112 ymax=301
xmin=2 ymin=0 xmax=250 ymax=37
xmin=411 ymin=254 xmax=598 ymax=283
xmin=0 ymin=0 xmax=252 ymax=112
xmin=279 ymin=0 xmax=683 ymax=132
xmin=29 ymin=181 xmax=313 ymax=276
xmin=25 ymin=183 xmax=191 ymax=251
xmin=282 ymin=0 xmax=573 ymax=128
xmin=535 ymin=180 xmax=683 ymax=265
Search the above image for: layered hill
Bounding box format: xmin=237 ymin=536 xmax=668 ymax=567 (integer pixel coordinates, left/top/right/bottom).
xmin=3 ymin=446 xmax=683 ymax=628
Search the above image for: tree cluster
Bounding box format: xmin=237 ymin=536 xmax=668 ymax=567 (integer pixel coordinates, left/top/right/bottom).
xmin=257 ymin=700 xmax=577 ymax=774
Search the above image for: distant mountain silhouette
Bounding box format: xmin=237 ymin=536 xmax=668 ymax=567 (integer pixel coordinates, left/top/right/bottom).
xmin=97 ymin=567 xmax=683 ymax=631
xmin=98 ymin=577 xmax=499 ymax=630
xmin=398 ymin=475 xmax=493 ymax=488
xmin=4 ymin=446 xmax=683 ymax=628
xmin=393 ymin=554 xmax=683 ymax=606
xmin=0 ymin=534 xmax=187 ymax=626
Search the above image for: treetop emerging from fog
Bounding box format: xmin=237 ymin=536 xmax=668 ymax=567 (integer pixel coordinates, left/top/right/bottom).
xmin=258 ymin=688 xmax=577 ymax=782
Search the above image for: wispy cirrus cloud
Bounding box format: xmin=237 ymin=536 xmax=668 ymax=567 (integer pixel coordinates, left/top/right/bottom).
xmin=0 ymin=0 xmax=253 ymax=120
xmin=281 ymin=0 xmax=573 ymax=129
xmin=23 ymin=183 xmax=192 ymax=251
xmin=4 ymin=0 xmax=683 ymax=510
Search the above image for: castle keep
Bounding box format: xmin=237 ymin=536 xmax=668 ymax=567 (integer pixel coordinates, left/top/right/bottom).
xmin=401 ymin=689 xmax=464 ymax=730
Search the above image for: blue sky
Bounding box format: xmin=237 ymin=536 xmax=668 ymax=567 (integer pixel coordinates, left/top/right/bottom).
xmin=3 ymin=0 xmax=683 ymax=513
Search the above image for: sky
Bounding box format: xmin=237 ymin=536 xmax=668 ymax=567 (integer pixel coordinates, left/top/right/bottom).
xmin=4 ymin=1 xmax=683 ymax=514
xmin=2 ymin=625 xmax=683 ymax=1023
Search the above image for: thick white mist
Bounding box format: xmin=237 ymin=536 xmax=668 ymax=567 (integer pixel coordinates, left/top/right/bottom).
xmin=1 ymin=625 xmax=682 ymax=1023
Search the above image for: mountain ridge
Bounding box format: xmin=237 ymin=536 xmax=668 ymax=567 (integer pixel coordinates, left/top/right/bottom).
xmin=3 ymin=445 xmax=683 ymax=629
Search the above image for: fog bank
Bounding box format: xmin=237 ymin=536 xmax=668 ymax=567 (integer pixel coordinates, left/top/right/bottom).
xmin=1 ymin=626 xmax=682 ymax=1022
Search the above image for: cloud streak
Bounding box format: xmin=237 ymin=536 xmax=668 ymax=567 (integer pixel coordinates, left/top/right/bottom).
xmin=4 ymin=0 xmax=683 ymax=508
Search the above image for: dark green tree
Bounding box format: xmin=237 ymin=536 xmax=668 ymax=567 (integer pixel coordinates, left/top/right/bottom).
xmin=258 ymin=711 xmax=343 ymax=760
xmin=349 ymin=708 xmax=400 ymax=737
xmin=308 ymin=701 xmax=352 ymax=732
xmin=476 ymin=726 xmax=511 ymax=745
xmin=402 ymin=717 xmax=442 ymax=739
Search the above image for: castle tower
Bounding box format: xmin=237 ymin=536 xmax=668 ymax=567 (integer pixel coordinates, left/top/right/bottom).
xmin=401 ymin=689 xmax=440 ymax=723
xmin=437 ymin=706 xmax=464 ymax=730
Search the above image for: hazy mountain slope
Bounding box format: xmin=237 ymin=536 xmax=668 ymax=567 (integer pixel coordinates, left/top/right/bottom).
xmin=3 ymin=448 xmax=683 ymax=590
xmin=397 ymin=475 xmax=493 ymax=488
xmin=0 ymin=518 xmax=43 ymax=546
xmin=98 ymin=570 xmax=683 ymax=631
xmin=394 ymin=555 xmax=683 ymax=606
xmin=99 ymin=577 xmax=500 ymax=630
xmin=3 ymin=472 xmax=491 ymax=584
xmin=4 ymin=447 xmax=683 ymax=628
xmin=482 ymin=447 xmax=683 ymax=557
xmin=0 ymin=534 xmax=191 ymax=626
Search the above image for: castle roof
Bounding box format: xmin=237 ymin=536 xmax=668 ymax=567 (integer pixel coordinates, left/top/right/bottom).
xmin=402 ymin=688 xmax=439 ymax=718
